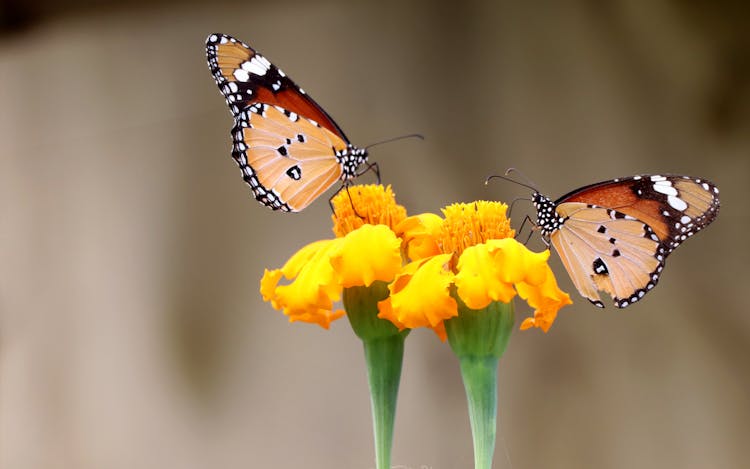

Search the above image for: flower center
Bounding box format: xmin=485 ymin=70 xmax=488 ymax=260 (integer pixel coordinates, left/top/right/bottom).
xmin=332 ymin=184 xmax=407 ymax=237
xmin=437 ymin=201 xmax=515 ymax=258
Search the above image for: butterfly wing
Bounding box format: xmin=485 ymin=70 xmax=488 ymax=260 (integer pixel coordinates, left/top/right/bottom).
xmin=550 ymin=203 xmax=664 ymax=308
xmin=557 ymin=175 xmax=720 ymax=253
xmin=232 ymin=103 xmax=347 ymax=211
xmin=206 ymin=33 xmax=361 ymax=212
xmin=549 ymin=175 xmax=719 ymax=307
xmin=205 ymin=33 xmax=349 ymax=139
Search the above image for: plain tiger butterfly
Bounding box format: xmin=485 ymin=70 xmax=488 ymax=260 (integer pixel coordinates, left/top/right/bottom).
xmin=496 ymin=173 xmax=720 ymax=308
xmin=205 ymin=33 xmax=370 ymax=212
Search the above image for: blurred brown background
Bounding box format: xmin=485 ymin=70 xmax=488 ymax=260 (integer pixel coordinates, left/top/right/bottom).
xmin=1 ymin=1 xmax=748 ymax=468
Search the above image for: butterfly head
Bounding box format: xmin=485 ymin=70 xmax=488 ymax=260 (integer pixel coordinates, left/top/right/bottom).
xmin=532 ymin=192 xmax=564 ymax=237
xmin=336 ymin=144 xmax=369 ymax=181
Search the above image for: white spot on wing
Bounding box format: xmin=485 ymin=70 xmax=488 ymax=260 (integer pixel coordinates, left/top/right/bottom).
xmin=653 ymin=183 xmax=678 ymax=196
xmin=233 ymin=69 xmax=250 ymax=82
xmin=241 ymin=56 xmax=270 ymax=76
xmin=668 ymin=195 xmax=688 ymax=211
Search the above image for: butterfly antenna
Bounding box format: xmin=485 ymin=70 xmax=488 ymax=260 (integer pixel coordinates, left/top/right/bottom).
xmin=485 ymin=174 xmax=539 ymax=193
xmin=364 ymin=133 xmax=424 ymax=151
xmin=504 ymin=168 xmax=539 ymax=190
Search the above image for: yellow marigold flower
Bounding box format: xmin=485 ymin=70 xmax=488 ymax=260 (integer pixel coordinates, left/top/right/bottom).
xmin=260 ymin=184 xmax=412 ymax=469
xmin=260 ymin=185 xmax=406 ymax=329
xmin=379 ymin=201 xmax=572 ymax=336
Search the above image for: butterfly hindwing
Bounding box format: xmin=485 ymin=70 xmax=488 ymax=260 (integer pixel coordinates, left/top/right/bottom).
xmin=231 ymin=103 xmax=347 ymax=211
xmin=550 ymin=203 xmax=664 ymax=308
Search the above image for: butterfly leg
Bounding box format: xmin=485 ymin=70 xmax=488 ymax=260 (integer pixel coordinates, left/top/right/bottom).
xmin=357 ymin=161 xmax=381 ymax=184
xmin=515 ymin=215 xmax=548 ymax=247
xmin=328 ymin=183 xmax=365 ymax=218
xmin=507 ymin=196 xmax=532 ymax=219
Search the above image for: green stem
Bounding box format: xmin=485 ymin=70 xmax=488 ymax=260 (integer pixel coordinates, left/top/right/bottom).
xmin=343 ymin=282 xmax=408 ymax=469
xmin=446 ymin=298 xmax=514 ymax=469
xmin=363 ymin=334 xmax=405 ymax=469
xmin=459 ymin=355 xmax=499 ymax=469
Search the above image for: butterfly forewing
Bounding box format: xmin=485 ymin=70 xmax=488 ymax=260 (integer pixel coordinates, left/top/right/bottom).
xmin=206 ymin=33 xmax=348 ymax=138
xmin=559 ymin=175 xmax=719 ymax=252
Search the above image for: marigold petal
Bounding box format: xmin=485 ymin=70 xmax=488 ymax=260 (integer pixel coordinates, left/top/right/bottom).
xmin=483 ymin=238 xmax=551 ymax=285
xmin=289 ymin=307 xmax=346 ymax=329
xmin=381 ymin=254 xmax=457 ymax=329
xmin=279 ymin=239 xmax=336 ymax=279
xmin=395 ymin=213 xmax=443 ymax=261
xmin=376 ymin=297 xmax=407 ymax=331
xmin=260 ymin=269 xmax=283 ymax=307
xmin=431 ymin=321 xmax=448 ymax=342
xmin=330 ymin=224 xmax=402 ymax=288
xmin=516 ymin=264 xmax=572 ymax=332
xmin=263 ymin=239 xmax=345 ymax=328
xmin=454 ymin=244 xmax=517 ymax=309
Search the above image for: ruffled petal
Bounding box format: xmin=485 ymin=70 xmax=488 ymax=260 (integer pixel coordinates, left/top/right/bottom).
xmin=395 ymin=213 xmax=443 ymax=261
xmin=379 ymin=253 xmax=457 ymax=330
xmin=483 ymin=238 xmax=550 ymax=285
xmin=261 ymin=239 xmax=345 ymax=328
xmin=260 ymin=269 xmax=283 ymax=307
xmin=454 ymin=244 xmax=517 ymax=309
xmin=330 ymin=224 xmax=403 ymax=288
xmin=517 ymin=263 xmax=572 ymax=332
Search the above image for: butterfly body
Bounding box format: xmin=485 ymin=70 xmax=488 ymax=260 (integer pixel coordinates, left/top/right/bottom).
xmin=531 ymin=175 xmax=719 ymax=308
xmin=206 ymin=33 xmax=368 ymax=211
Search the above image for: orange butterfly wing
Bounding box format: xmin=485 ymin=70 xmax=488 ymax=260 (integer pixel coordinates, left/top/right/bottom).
xmin=538 ymin=175 xmax=719 ymax=307
xmin=550 ymin=203 xmax=663 ymax=308
xmin=232 ymin=103 xmax=347 ymax=211
xmin=559 ymin=175 xmax=719 ymax=252
xmin=206 ymin=33 xmax=348 ymax=139
xmin=206 ymin=33 xmax=367 ymax=212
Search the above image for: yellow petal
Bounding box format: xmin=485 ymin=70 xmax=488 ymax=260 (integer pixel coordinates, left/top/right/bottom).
xmin=279 ymin=239 xmax=336 ymax=279
xmin=395 ymin=213 xmax=443 ymax=261
xmin=517 ymin=264 xmax=572 ymax=332
xmin=260 ymin=269 xmax=283 ymax=307
xmin=330 ymin=224 xmax=402 ymax=288
xmin=289 ymin=307 xmax=346 ymax=329
xmin=483 ymin=238 xmax=551 ymax=285
xmin=264 ymin=239 xmax=346 ymax=328
xmin=454 ymin=244 xmax=517 ymax=309
xmin=375 ymin=297 xmax=407 ymax=331
xmin=380 ymin=254 xmax=458 ymax=329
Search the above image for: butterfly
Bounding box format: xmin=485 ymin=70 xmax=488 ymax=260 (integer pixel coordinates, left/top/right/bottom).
xmin=205 ymin=33 xmax=370 ymax=212
xmin=504 ymin=174 xmax=720 ymax=308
